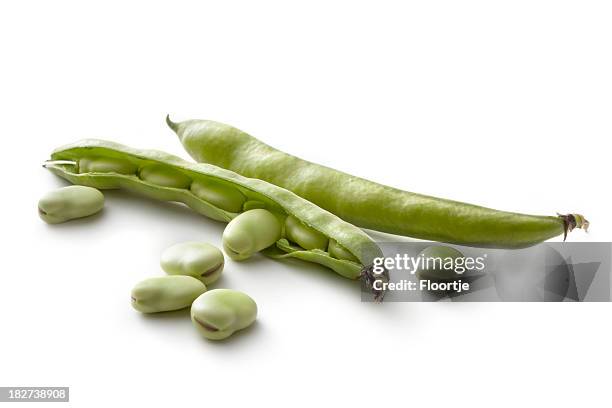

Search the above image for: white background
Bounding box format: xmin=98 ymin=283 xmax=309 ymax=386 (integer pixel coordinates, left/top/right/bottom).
xmin=1 ymin=1 xmax=611 ymax=407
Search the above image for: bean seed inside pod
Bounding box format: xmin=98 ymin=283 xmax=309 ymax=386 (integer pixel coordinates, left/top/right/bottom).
xmin=328 ymin=239 xmax=358 ymax=262
xmin=79 ymin=156 xmax=137 ymax=174
xmin=222 ymin=209 xmax=282 ymax=261
xmin=284 ymin=215 xmax=328 ymax=250
xmin=190 ymin=179 xmax=246 ymax=213
xmin=38 ymin=185 xmax=104 ymax=224
xmin=139 ymin=164 xmax=192 ymax=189
xmin=131 ymin=275 xmax=207 ymax=313
xmin=161 ymin=242 xmax=224 ymax=285
xmin=190 ymin=289 xmax=257 ymax=340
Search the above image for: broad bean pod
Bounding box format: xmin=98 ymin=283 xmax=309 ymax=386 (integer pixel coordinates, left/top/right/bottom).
xmin=168 ymin=116 xmax=589 ymax=248
xmin=44 ymin=139 xmax=384 ymax=295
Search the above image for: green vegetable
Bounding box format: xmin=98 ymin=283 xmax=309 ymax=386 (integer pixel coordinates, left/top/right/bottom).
xmin=223 ymin=209 xmax=282 ymax=261
xmin=38 ymin=185 xmax=104 ymax=224
xmin=79 ymin=155 xmax=137 ymax=174
xmin=328 ymin=239 xmax=359 ymax=263
xmin=161 ymin=242 xmax=225 ymax=285
xmin=131 ymin=275 xmax=207 ymax=313
xmin=190 ymin=289 xmax=257 ymax=340
xmin=284 ymin=215 xmax=328 ymax=250
xmin=191 ymin=178 xmax=246 ymax=213
xmin=168 ymin=116 xmax=589 ymax=248
xmin=43 ymin=139 xmax=383 ymax=290
xmin=139 ymin=164 xmax=192 ymax=189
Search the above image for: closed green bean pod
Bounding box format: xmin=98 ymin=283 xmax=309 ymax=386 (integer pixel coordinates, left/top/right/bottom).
xmin=168 ymin=116 xmax=589 ymax=249
xmin=44 ymin=139 xmax=383 ymax=290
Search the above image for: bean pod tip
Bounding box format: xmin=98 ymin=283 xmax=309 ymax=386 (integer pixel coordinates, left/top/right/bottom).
xmin=558 ymin=213 xmax=590 ymax=241
xmin=166 ymin=114 xmax=178 ymax=132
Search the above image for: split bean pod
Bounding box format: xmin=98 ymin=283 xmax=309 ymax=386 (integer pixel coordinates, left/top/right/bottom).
xmin=44 ymin=139 xmax=383 ymax=295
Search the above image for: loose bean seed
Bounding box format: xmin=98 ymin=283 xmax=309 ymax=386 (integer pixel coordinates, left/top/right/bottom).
xmin=161 ymin=242 xmax=224 ymax=285
xmin=284 ymin=215 xmax=328 ymax=250
xmin=222 ymin=209 xmax=282 ymax=261
xmin=191 ymin=179 xmax=245 ymax=212
xmin=131 ymin=275 xmax=206 ymax=313
xmin=190 ymin=289 xmax=257 ymax=340
xmin=38 ymin=185 xmax=104 ymax=224
xmin=139 ymin=164 xmax=191 ymax=188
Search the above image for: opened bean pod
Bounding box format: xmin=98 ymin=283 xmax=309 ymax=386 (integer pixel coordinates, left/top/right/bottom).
xmin=44 ymin=139 xmax=384 ymax=297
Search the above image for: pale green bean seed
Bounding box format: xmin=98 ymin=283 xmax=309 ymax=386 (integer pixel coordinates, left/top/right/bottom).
xmin=190 ymin=179 xmax=246 ymax=213
xmin=131 ymin=275 xmax=206 ymax=313
xmin=38 ymin=185 xmax=104 ymax=224
xmin=222 ymin=209 xmax=282 ymax=261
xmin=284 ymin=215 xmax=328 ymax=250
xmin=416 ymin=246 xmax=465 ymax=281
xmin=328 ymin=239 xmax=359 ymax=262
xmin=79 ymin=156 xmax=137 ymax=174
xmin=161 ymin=242 xmax=224 ymax=285
xmin=139 ymin=164 xmax=192 ymax=188
xmin=191 ymin=289 xmax=257 ymax=340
